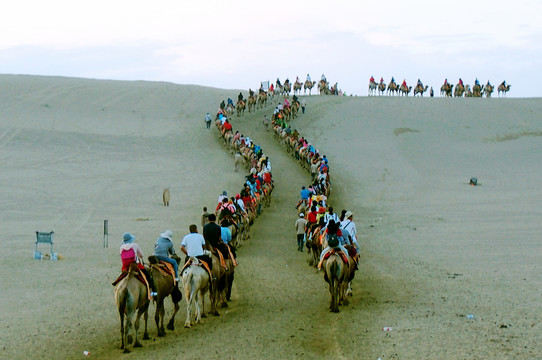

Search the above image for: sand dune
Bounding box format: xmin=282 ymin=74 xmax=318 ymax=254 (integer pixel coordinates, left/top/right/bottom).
xmin=1 ymin=75 xmax=541 ymax=359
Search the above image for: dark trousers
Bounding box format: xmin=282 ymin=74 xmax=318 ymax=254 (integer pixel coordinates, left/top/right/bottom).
xmin=297 ymin=234 xmax=305 ymax=251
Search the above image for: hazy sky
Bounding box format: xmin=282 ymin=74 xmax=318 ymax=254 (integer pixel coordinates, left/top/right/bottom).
xmin=1 ymin=0 xmax=541 ymax=97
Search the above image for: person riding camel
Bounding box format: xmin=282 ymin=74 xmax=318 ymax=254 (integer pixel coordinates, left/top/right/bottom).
xmin=118 ymin=232 xmax=157 ymax=297
xmin=227 ymin=97 xmax=233 ymax=106
xmin=181 ymin=224 xmax=213 ymax=278
xmin=295 ymin=76 xmax=300 ymax=84
xmin=321 ymin=74 xmax=326 ymax=82
xmin=152 ymin=230 xmax=179 ymax=282
xmin=292 ymin=94 xmax=299 ymax=105
xmin=203 ymin=214 xmax=234 ymax=268
xmin=284 ymin=98 xmax=290 ymax=109
xmin=390 ymin=77 xmax=396 ymax=84
xmin=417 ymin=79 xmax=423 ymax=89
xmin=259 ymin=84 xmax=265 ymax=94
xmin=444 ymin=78 xmax=448 ymax=85
xmin=217 ymin=197 xmax=237 ymax=229
xmin=276 ymin=78 xmax=282 ymax=87
xmin=269 ymin=83 xmax=274 ymax=92
xmin=402 ymin=79 xmax=407 ymax=88
xmin=380 ymin=77 xmax=384 ymax=84
xmin=317 ymin=220 xmax=349 ymax=270
xmin=249 ymin=88 xmax=254 ymax=97
xmin=370 ymin=76 xmax=375 ymax=84
xmin=306 ymin=74 xmax=311 ymax=83
xmin=475 ymin=78 xmax=480 ymax=86
xmin=219 ymin=100 xmax=225 ymax=110
xmin=220 ymin=219 xmax=238 ymax=264
xmin=459 ymin=78 xmax=464 ymax=86
xmin=238 ymin=92 xmax=244 ymax=102
xmin=296 ymin=186 xmax=312 ymax=209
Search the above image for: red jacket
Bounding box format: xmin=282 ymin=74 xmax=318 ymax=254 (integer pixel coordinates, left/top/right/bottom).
xmin=308 ymin=211 xmax=318 ymax=224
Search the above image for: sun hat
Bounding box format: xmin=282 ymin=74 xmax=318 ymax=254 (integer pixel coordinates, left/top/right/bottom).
xmin=160 ymin=230 xmax=173 ymax=241
xmin=299 ymin=213 xmax=304 ymax=217
xmin=236 ymin=194 xmax=240 ymax=200
xmin=222 ymin=190 xmax=228 ymax=196
xmin=345 ymin=211 xmax=354 ymax=219
xmin=122 ymin=232 xmax=135 ymax=243
xmin=318 ymin=207 xmax=326 ymax=214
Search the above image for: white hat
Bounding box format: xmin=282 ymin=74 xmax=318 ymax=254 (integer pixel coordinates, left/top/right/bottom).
xmin=299 ymin=213 xmax=304 ymax=217
xmin=344 ymin=211 xmax=353 ymax=219
xmin=160 ymin=230 xmax=173 ymax=241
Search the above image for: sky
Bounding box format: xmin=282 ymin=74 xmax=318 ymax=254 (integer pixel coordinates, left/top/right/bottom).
xmin=1 ymin=0 xmax=541 ymax=97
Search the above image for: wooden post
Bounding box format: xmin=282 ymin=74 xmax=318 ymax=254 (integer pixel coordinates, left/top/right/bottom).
xmin=103 ymin=220 xmax=109 ymax=248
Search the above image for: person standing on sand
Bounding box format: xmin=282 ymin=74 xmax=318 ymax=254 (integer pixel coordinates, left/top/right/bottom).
xmin=205 ymin=112 xmax=212 ymax=129
xmin=201 ymin=207 xmax=210 ymax=227
xmin=301 ymin=100 xmax=306 ymax=114
xmin=295 ymin=213 xmax=308 ymax=251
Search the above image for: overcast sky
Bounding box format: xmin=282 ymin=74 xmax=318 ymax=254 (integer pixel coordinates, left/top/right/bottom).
xmin=1 ymin=0 xmax=540 ymax=97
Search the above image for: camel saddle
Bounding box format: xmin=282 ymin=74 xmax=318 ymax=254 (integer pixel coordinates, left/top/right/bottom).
xmin=180 ymin=258 xmax=212 ymax=280
xmin=151 ymin=261 xmax=177 ymax=285
xmin=111 ymin=270 xmax=152 ymax=300
xmin=323 ymin=249 xmax=349 ymax=264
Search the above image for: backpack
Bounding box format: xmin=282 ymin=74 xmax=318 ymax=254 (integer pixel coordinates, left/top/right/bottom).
xmin=121 ymin=247 xmax=136 ymax=262
xmin=327 ymin=233 xmax=339 ymax=248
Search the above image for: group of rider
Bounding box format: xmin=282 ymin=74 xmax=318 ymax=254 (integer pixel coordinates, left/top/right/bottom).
xmin=371 ymin=76 xmax=505 ymax=91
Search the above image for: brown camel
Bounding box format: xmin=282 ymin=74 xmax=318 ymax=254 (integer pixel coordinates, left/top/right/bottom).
xmin=293 ymin=80 xmax=302 ymax=94
xmin=114 ymin=263 xmax=150 ymax=353
xmin=181 ymin=257 xmax=211 ymax=328
xmin=378 ymin=82 xmax=386 ymax=96
xmin=387 ymin=82 xmax=398 ymax=96
xmin=440 ymin=83 xmax=453 ymax=97
xmin=208 ymin=252 xmax=234 ymax=316
xmin=236 ymin=100 xmax=245 ymax=116
xmin=414 ymin=85 xmax=429 ymax=97
xmin=318 ymin=80 xmax=330 ymax=95
xmin=472 ymin=83 xmax=484 ymax=97
xmin=454 ymin=83 xmax=465 ymax=97
xmin=484 ymin=83 xmax=494 ymax=98
xmin=322 ymin=252 xmax=349 ymax=312
xmin=498 ymin=83 xmax=511 ymax=97
xmin=247 ymin=95 xmax=256 ymax=113
xmin=303 ymin=80 xmax=315 ymax=95
xmin=148 ymin=255 xmax=182 ymax=337
xmin=283 ymin=82 xmax=291 ymax=97
xmin=162 ymin=188 xmax=170 ymax=206
xmin=257 ymin=92 xmax=267 ymax=108
xmin=399 ymin=84 xmax=412 ymax=96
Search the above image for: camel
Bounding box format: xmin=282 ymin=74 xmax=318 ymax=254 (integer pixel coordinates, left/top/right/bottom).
xmin=181 ymin=257 xmax=211 ymax=328
xmin=247 ymin=95 xmax=256 ymax=113
xmin=454 ymin=83 xmax=465 ymax=97
xmin=236 ymin=100 xmax=245 ymax=116
xmin=472 ymin=83 xmax=484 ymax=97
xmin=322 ymin=252 xmax=349 ymax=313
xmin=208 ymin=252 xmax=234 ymax=316
xmin=318 ymin=80 xmax=330 ymax=95
xmin=303 ymin=80 xmax=315 ymax=95
xmin=378 ymin=82 xmax=386 ymax=96
xmin=440 ymin=83 xmax=453 ymax=97
xmin=293 ymin=80 xmax=302 ymax=94
xmin=368 ymin=81 xmax=377 ymax=96
xmin=464 ymin=85 xmax=473 ymax=97
xmin=498 ymin=83 xmax=511 ymax=97
xmin=399 ymin=84 xmax=412 ymax=96
xmin=114 ymin=263 xmax=150 ymax=353
xmin=257 ymin=92 xmax=267 ymax=108
xmin=484 ymin=83 xmax=494 ymax=98
xmin=291 ymin=101 xmax=300 ymax=119
xmin=414 ymin=85 xmax=429 ymax=97
xmin=283 ymin=82 xmax=291 ymax=97
xmin=162 ymin=188 xmax=170 ymax=206
xmin=387 ymin=82 xmax=398 ymax=96
xmin=306 ymin=226 xmax=323 ymax=267
xmin=148 ymin=255 xmax=182 ymax=337
xmin=225 ymin=103 xmax=235 ymax=118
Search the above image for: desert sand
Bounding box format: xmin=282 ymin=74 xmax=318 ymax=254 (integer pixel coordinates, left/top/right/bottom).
xmin=0 ymin=74 xmax=540 ymax=359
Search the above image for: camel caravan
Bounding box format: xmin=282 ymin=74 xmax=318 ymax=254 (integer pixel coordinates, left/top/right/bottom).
xmin=258 ymin=92 xmax=360 ymax=313
xmin=369 ymin=76 xmax=510 ymax=98
xmin=113 ymin=100 xmax=275 ymax=353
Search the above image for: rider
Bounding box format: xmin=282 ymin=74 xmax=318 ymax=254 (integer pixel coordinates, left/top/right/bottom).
xmin=119 ymin=232 xmax=157 ymax=297
xmin=276 ymin=78 xmax=282 ymax=87
xmin=180 ymin=224 xmax=212 ymax=272
xmin=321 ymin=74 xmax=326 ymax=82
xmin=249 ymin=88 xmax=254 ymax=97
xmin=475 ymin=78 xmax=480 ymax=86
xmin=390 ymin=76 xmax=396 ymax=84
xmin=259 ymin=84 xmax=265 ymax=94
xmin=295 ymin=76 xmax=300 ymax=83
xmin=306 ymin=74 xmax=311 ymax=83
xmin=417 ymin=78 xmax=423 ymax=89
xmin=152 ymin=230 xmax=179 ymax=282
xmin=402 ymin=79 xmax=407 ymax=88
xmin=203 ymin=214 xmax=231 ymax=268
xmin=269 ymin=83 xmax=274 ymax=92
xmin=227 ymin=97 xmax=233 ymax=106
xmin=444 ymin=78 xmax=448 ymax=85
xmin=370 ymin=75 xmax=375 ymax=84
xmin=459 ymin=78 xmax=464 ymax=86
xmin=317 ymin=220 xmax=349 ymax=269
xmin=380 ymin=77 xmax=384 ymax=84
xmin=238 ymin=92 xmax=244 ymax=102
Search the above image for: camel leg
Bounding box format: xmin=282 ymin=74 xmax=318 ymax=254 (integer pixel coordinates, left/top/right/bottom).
xmin=119 ymin=311 xmax=125 ymax=350
xmin=134 ymin=310 xmax=143 ymax=348
xmin=142 ymin=302 xmax=149 ymax=340
xmin=184 ymin=291 xmax=192 ymax=328
xmin=167 ymin=300 xmax=179 ymax=331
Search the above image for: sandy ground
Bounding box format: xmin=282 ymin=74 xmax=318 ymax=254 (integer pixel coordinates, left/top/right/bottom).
xmin=0 ymin=75 xmax=541 ymax=359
